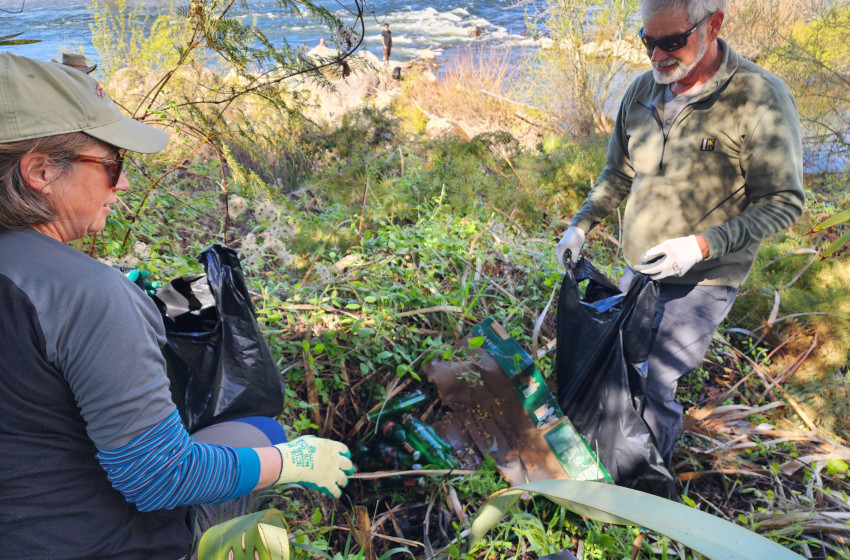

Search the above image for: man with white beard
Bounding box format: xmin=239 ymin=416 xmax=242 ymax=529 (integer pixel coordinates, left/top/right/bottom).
xmin=555 ymin=0 xmax=805 ymax=484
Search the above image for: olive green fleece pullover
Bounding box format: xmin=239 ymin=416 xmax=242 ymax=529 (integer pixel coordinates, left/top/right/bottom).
xmin=570 ymin=39 xmax=805 ymax=288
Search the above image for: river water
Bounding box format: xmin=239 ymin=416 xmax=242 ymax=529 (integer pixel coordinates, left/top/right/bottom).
xmin=5 ymin=0 xmax=537 ymax=68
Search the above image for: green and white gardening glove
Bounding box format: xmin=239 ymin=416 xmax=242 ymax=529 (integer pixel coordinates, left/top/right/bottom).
xmin=274 ymin=436 xmax=353 ymax=498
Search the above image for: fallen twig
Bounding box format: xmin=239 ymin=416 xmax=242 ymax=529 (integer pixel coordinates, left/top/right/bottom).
xmin=330 ymin=525 xmax=422 ymax=548
xmin=349 ymin=469 xmax=477 ymax=479
xmin=397 ymin=305 xmax=463 ymax=318
xmin=532 ymin=283 xmax=557 ymax=361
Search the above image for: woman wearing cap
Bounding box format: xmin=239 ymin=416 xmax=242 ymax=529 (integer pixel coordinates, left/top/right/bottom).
xmin=0 ymin=53 xmax=352 ymax=559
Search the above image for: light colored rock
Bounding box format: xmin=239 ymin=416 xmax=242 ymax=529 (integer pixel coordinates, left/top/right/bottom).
xmin=425 ymin=117 xmax=457 ymax=138
xmin=373 ymin=88 xmax=402 ymax=111
xmin=292 ymin=63 xmax=384 ymax=124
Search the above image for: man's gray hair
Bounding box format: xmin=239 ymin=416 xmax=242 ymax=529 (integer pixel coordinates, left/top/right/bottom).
xmin=641 ymin=0 xmax=727 ymax=24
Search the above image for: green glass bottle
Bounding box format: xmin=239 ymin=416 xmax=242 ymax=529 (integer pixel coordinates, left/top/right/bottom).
xmin=381 ymin=420 xmax=406 ymax=442
xmin=422 ymin=424 xmax=453 ymax=454
xmin=368 ymin=389 xmax=428 ymax=421
xmin=381 ymin=421 xmax=418 ymax=456
xmin=400 ymin=414 xmax=459 ymax=469
xmin=350 ymin=441 xmax=376 ymax=471
xmin=376 ymin=442 xmax=422 ymax=470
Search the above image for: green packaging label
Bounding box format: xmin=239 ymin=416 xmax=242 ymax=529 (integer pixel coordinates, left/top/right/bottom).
xmin=544 ymin=418 xmax=613 ymax=483
xmin=512 ymin=366 xmax=563 ymax=429
xmin=470 ymin=317 xmax=534 ymax=379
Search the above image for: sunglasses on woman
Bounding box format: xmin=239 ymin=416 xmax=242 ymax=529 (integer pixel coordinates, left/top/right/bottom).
xmin=72 ymin=151 xmax=126 ymax=188
xmin=638 ymin=11 xmax=714 ymax=52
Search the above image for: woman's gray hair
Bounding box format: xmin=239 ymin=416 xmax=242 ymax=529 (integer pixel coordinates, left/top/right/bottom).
xmin=0 ymin=132 xmax=94 ymax=232
xmin=641 ymin=0 xmax=726 ymax=24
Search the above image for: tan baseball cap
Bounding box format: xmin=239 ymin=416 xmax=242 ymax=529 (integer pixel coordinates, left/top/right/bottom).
xmin=0 ymin=52 xmax=168 ymax=153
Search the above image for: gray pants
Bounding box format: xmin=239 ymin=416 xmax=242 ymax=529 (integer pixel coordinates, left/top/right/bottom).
xmin=190 ymin=421 xmax=276 ymax=534
xmin=620 ymin=270 xmax=737 ymax=466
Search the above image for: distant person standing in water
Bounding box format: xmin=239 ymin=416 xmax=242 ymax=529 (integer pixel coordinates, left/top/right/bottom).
xmin=381 ymin=23 xmax=392 ymax=68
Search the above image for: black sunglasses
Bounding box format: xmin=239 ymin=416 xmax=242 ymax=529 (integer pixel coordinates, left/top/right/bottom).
xmin=72 ymin=151 xmax=126 ymax=187
xmin=638 ymin=11 xmax=714 ymax=52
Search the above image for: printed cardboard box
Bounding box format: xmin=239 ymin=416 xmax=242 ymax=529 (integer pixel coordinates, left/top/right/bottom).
xmin=424 ymin=317 xmax=611 ymax=485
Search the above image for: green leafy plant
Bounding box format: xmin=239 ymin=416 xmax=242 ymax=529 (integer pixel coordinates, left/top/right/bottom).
xmin=198 ymin=509 xmax=290 ymax=560
xmin=811 ymin=207 xmax=850 ymax=258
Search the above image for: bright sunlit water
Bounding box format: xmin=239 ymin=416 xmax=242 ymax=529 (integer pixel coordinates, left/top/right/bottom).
xmin=5 ymin=0 xmax=537 ymax=68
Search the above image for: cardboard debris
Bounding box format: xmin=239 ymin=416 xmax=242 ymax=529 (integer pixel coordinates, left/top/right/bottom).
xmin=424 ymin=318 xmax=611 ymax=486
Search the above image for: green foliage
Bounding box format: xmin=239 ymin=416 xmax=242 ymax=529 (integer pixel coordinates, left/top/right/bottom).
xmin=757 ymin=1 xmax=850 ymax=169
xmin=811 ymin=207 xmax=850 ymax=258
xmin=90 ymin=0 xmax=191 ymax=78
xmin=518 ymin=0 xmax=643 ymax=138
xmin=86 ymin=0 xmax=368 ymax=257
xmin=456 ymin=456 xmax=509 ymax=498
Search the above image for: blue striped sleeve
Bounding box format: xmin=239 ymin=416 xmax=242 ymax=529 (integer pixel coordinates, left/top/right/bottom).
xmin=96 ymin=411 xmax=261 ymax=511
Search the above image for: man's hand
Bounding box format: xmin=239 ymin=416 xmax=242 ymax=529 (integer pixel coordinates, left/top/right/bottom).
xmin=633 ymin=235 xmax=704 ymax=280
xmin=556 ymin=226 xmax=586 ymax=269
xmin=274 ymin=436 xmax=353 ymax=499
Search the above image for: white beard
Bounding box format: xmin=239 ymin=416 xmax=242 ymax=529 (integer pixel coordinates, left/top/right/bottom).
xmin=652 ymin=28 xmax=708 ymax=85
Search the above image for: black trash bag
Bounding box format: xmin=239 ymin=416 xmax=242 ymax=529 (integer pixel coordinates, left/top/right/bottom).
xmin=555 ymin=257 xmax=675 ymax=498
xmin=153 ymin=245 xmax=285 ymax=433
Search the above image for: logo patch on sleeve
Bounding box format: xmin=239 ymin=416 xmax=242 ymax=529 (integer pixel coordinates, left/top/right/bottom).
xmin=700 ymin=138 xmax=716 ymax=151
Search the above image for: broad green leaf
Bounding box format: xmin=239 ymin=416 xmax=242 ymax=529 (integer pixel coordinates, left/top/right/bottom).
xmin=467 ymin=480 xmax=804 ymax=560
xmin=826 ymin=458 xmax=849 ymax=476
xmin=811 ymin=208 xmax=850 ymax=232
xmin=198 ymin=509 xmax=290 ymax=560
xmin=468 ymin=336 xmax=485 ymax=349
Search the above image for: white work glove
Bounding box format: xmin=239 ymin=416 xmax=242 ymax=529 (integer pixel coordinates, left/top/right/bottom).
xmin=556 ymin=226 xmax=586 ymax=269
xmin=633 ymin=235 xmax=703 ymax=280
xmin=274 ymin=436 xmax=353 ymax=498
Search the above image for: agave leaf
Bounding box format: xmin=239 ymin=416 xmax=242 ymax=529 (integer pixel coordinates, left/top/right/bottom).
xmin=0 ymin=32 xmax=24 ymax=41
xmin=198 ymin=509 xmax=290 ymax=560
xmin=819 ymin=228 xmax=850 ymax=259
xmin=468 ymin=480 xmax=804 ymax=560
xmin=811 ymin=207 xmax=850 ymax=232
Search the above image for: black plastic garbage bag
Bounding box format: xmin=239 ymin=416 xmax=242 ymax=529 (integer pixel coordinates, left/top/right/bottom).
xmin=555 ymin=257 xmax=675 ymax=498
xmin=153 ymin=245 xmax=285 ymax=433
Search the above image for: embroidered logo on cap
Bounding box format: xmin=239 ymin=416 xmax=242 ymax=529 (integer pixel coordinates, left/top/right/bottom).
xmin=701 ymin=138 xmax=715 ymax=151
xmin=96 ymin=84 xmax=104 ymax=98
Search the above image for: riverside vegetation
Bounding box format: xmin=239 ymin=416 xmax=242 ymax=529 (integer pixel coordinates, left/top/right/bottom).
xmin=17 ymin=0 xmax=850 ymax=557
